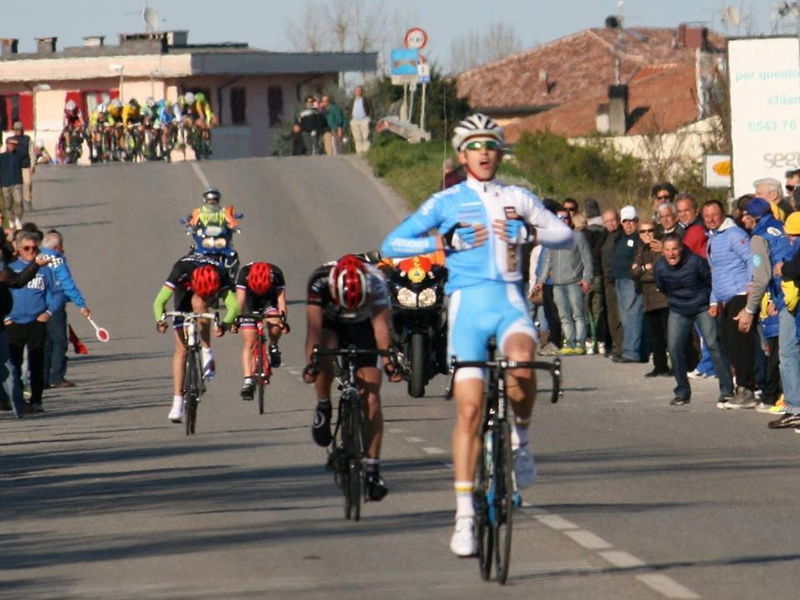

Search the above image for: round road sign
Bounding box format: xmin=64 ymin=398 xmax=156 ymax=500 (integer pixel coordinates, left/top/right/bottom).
xmin=404 ymin=28 xmax=428 ymax=50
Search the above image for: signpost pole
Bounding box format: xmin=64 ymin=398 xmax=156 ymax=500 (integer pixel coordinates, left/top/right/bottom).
xmin=420 ymin=82 xmax=427 ymax=131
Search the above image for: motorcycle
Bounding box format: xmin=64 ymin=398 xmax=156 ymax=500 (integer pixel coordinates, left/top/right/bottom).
xmin=179 ymin=208 xmax=243 ymax=283
xmin=388 ymin=255 xmax=449 ymax=398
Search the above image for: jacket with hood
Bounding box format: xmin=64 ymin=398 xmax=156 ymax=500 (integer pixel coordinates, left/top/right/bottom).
xmin=541 ymin=229 xmax=593 ymax=285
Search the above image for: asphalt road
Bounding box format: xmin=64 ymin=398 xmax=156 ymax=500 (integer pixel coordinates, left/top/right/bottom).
xmin=2 ymin=157 xmax=799 ymax=600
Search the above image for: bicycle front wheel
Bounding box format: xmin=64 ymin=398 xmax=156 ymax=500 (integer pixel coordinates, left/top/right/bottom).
xmin=254 ymin=341 xmax=266 ymax=415
xmin=493 ymin=420 xmax=514 ymax=584
xmin=348 ymin=398 xmax=364 ymax=522
xmin=184 ymin=350 xmax=202 ymax=435
xmin=476 ymin=427 xmax=493 ymax=581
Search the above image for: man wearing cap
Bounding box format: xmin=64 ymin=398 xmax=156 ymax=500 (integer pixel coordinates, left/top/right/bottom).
xmin=611 ymin=205 xmax=644 ymax=363
xmin=737 ymin=197 xmax=796 ymax=411
xmin=9 ymin=123 xmax=35 ymax=212
xmin=0 ymin=137 xmax=24 ymax=229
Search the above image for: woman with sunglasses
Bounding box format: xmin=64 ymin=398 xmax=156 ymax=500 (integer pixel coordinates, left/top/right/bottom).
xmin=631 ymin=220 xmax=670 ymax=378
xmin=381 ymin=113 xmax=574 ymax=557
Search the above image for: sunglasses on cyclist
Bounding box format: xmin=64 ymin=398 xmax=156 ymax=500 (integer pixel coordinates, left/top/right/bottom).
xmin=464 ymin=140 xmax=501 ymax=151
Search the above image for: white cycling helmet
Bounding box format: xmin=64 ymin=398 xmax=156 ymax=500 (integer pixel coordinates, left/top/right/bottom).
xmin=97 ymin=103 xmax=107 ymax=113
xmin=451 ymin=113 xmax=504 ymax=152
xmin=185 ymin=92 xmax=195 ymax=104
xmin=112 ymin=98 xmax=123 ymax=109
xmin=65 ymin=99 xmax=77 ymax=111
xmin=146 ymin=97 xmax=156 ymax=108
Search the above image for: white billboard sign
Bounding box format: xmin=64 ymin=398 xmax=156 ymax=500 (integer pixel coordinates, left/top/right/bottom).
xmin=728 ymin=37 xmax=800 ymax=198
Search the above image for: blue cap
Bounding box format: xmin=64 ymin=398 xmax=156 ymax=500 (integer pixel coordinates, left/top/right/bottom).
xmin=745 ymin=197 xmax=772 ymax=217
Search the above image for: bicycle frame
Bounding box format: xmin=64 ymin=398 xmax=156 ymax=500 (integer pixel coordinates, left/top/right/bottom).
xmin=165 ymin=311 xmax=218 ymax=435
xmin=238 ymin=310 xmax=280 ymax=415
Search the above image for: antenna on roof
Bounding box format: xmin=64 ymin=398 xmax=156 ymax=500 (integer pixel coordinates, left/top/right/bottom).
xmin=143 ymin=3 xmax=162 ymax=33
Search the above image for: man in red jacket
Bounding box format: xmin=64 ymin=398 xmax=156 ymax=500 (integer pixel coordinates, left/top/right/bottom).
xmin=676 ymin=193 xmax=707 ymax=258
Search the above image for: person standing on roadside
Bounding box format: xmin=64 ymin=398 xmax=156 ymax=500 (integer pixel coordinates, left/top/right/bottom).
xmin=611 ymin=205 xmax=644 ymax=363
xmin=0 ymin=137 xmax=24 ymax=229
xmin=600 ymin=208 xmax=623 ymax=357
xmin=347 ymin=85 xmax=373 ymax=154
xmin=655 ymin=234 xmax=733 ymax=406
xmin=703 ymin=200 xmax=756 ymax=408
xmin=5 ymin=232 xmax=65 ymax=414
xmin=40 ymin=230 xmax=91 ymax=389
xmin=582 ymin=199 xmax=607 ymax=354
xmin=320 ymin=95 xmax=347 ymax=156
xmin=9 ymin=123 xmax=35 ymax=213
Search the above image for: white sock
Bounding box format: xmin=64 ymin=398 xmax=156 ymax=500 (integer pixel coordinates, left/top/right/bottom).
xmin=173 ymin=395 xmax=183 ymax=403
xmin=455 ymin=481 xmax=474 ymax=519
xmin=514 ymin=425 xmax=530 ymax=448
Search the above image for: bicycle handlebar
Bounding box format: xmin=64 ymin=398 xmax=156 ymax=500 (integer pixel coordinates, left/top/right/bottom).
xmin=164 ymin=311 xmax=220 ymax=326
xmin=450 ymin=357 xmax=562 ymax=404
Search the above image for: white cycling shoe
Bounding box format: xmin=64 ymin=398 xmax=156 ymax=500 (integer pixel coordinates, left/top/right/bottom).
xmin=513 ymin=443 xmax=537 ymax=489
xmin=450 ymin=516 xmax=477 ymax=557
xmin=168 ymin=397 xmax=183 ymax=423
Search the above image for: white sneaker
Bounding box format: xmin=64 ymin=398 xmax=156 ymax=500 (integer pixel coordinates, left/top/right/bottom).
xmin=168 ymin=397 xmax=183 ymax=422
xmin=202 ymin=348 xmax=215 ymax=381
xmin=450 ymin=516 xmax=477 ymax=557
xmin=597 ymin=342 xmax=606 ymax=356
xmin=513 ymin=443 xmax=537 ymax=489
xmin=585 ymin=341 xmax=596 ymax=355
xmin=687 ymin=369 xmax=706 ymax=379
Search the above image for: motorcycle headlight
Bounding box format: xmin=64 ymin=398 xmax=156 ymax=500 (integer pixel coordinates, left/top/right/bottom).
xmin=418 ymin=288 xmax=437 ymax=307
xmin=201 ymin=237 xmax=215 ymax=248
xmin=396 ymin=287 xmax=417 ymax=308
xmin=214 ymin=238 xmax=227 ymax=249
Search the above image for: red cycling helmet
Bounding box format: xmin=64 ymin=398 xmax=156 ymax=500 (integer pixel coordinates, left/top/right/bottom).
xmin=247 ymin=262 xmax=273 ymax=295
xmin=191 ymin=265 xmax=221 ymax=298
xmin=329 ymin=255 xmax=368 ymax=310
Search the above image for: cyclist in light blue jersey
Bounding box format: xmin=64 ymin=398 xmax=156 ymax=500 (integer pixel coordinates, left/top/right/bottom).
xmin=381 ymin=114 xmax=574 ymax=557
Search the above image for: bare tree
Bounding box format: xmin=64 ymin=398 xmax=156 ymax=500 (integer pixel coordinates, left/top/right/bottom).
xmin=450 ymin=21 xmax=522 ymax=73
xmin=287 ymin=2 xmax=329 ymax=52
xmin=287 ymin=0 xmax=388 ymax=53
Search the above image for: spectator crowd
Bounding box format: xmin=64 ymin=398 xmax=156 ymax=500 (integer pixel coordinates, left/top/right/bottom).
xmin=528 ymin=170 xmax=800 ymax=432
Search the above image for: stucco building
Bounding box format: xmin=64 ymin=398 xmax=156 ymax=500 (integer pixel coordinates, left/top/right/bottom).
xmin=0 ymin=31 xmax=376 ymax=160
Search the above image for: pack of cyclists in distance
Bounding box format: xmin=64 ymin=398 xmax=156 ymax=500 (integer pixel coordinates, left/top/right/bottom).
xmin=58 ymin=91 xmax=216 ymax=163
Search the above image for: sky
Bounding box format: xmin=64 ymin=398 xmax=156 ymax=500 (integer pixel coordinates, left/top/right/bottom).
xmin=2 ymin=0 xmax=789 ymax=70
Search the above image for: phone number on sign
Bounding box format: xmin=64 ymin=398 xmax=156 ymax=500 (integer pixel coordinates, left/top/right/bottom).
xmin=747 ymin=119 xmax=798 ymax=133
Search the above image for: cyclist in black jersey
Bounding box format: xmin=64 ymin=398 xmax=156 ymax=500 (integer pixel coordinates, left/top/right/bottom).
xmin=153 ymin=254 xmax=239 ymax=422
xmin=303 ymin=255 xmax=401 ymax=500
xmin=230 ymin=261 xmax=289 ymax=399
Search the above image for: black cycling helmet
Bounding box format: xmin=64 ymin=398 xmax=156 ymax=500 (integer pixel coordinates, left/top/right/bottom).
xmin=129 ymin=98 xmax=139 ymax=108
xmin=203 ymin=187 xmax=222 ymax=203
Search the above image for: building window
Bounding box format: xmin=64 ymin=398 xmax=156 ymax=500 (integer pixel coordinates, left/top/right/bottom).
xmin=0 ymin=93 xmax=33 ymax=131
xmin=231 ymin=88 xmax=246 ymax=125
xmin=267 ymin=86 xmax=283 ymax=126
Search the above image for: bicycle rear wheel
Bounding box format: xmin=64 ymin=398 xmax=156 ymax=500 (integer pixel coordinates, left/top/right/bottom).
xmin=254 ymin=341 xmax=266 ymax=415
xmin=493 ymin=420 xmax=514 ymax=584
xmin=476 ymin=427 xmax=493 ymax=580
xmin=340 ymin=401 xmax=354 ymax=520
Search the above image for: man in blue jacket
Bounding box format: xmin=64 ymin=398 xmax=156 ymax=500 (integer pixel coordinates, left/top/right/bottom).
xmin=5 ymin=232 xmax=65 ymax=413
xmin=655 ymin=233 xmax=733 ymax=406
xmin=41 ymin=230 xmax=91 ymax=388
xmin=703 ymin=200 xmax=755 ymax=408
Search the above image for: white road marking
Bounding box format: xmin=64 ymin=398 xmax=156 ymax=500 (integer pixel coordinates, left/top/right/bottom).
xmin=406 ymin=436 xmax=424 ymax=443
xmin=422 ymin=447 xmax=447 ymax=455
xmin=535 ymin=514 xmax=579 ymax=530
xmin=598 ymin=550 xmax=646 ymax=569
xmin=191 ymin=161 xmax=211 ymax=188
xmin=564 ymin=530 xmax=613 ymax=550
xmin=288 ymin=370 xmax=301 ymax=376
xmin=636 ymin=574 xmax=702 ymax=599
xmin=388 ymin=428 xmax=404 ymax=434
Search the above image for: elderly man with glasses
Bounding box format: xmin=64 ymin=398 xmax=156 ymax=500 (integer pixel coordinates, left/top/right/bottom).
xmin=755 ymin=177 xmax=793 ymax=222
xmin=5 ymin=232 xmax=64 ymax=414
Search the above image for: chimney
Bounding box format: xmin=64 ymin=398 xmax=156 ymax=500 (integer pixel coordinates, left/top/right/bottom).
xmin=608 ymin=84 xmax=628 ymax=135
xmin=677 ymin=23 xmax=687 ymax=47
xmin=83 ymin=35 xmax=105 ymax=48
xmin=0 ymin=38 xmax=19 ymax=56
xmin=36 ymin=37 xmax=57 ymax=54
xmin=685 ymin=27 xmax=709 ymax=51
xmin=538 ymin=68 xmax=550 ymax=96
xmin=166 ymin=31 xmax=189 ymax=47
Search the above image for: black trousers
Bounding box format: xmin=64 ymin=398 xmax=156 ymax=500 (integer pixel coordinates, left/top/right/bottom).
xmin=542 ymin=284 xmax=561 ymax=348
xmin=718 ymin=295 xmax=755 ymax=391
xmin=6 ymin=321 xmax=47 ymax=405
xmin=646 ymin=308 xmax=669 ymax=372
